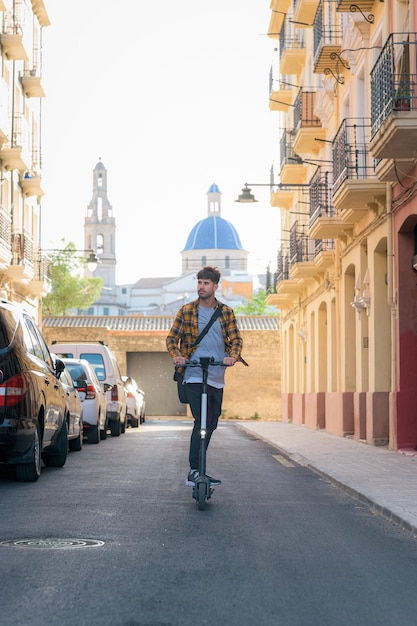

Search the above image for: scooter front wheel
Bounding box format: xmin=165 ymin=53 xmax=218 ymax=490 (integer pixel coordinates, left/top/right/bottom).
xmin=197 ymin=482 xmax=206 ymax=510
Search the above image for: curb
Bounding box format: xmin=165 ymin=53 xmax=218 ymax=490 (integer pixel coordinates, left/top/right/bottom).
xmin=236 ymin=423 xmax=417 ymax=535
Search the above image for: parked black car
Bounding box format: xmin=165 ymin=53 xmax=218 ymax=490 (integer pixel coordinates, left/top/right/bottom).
xmin=0 ymin=300 xmax=68 ymax=481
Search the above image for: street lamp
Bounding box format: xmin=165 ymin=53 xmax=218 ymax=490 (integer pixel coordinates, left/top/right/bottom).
xmin=42 ymin=248 xmax=100 ymax=272
xmin=235 ymin=182 xmax=309 ymax=203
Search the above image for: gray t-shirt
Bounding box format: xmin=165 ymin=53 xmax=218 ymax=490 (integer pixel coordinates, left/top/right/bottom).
xmin=184 ymin=305 xmax=227 ymax=388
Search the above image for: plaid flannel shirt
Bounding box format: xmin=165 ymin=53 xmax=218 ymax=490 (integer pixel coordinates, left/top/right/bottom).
xmin=166 ymin=298 xmax=244 ymax=366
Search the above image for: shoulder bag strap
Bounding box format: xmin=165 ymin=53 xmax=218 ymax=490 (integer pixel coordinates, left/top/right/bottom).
xmin=191 ymin=305 xmax=223 ymax=348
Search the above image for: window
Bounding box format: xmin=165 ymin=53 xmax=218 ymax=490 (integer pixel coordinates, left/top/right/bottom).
xmin=80 ymin=353 xmax=106 ymax=381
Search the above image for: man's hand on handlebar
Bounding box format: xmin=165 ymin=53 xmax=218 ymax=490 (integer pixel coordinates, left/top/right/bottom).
xmin=223 ymin=357 xmax=236 ymax=366
xmin=173 ymin=356 xmax=186 ymax=366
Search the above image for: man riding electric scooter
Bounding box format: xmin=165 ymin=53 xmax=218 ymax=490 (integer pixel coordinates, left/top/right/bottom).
xmin=166 ymin=266 xmax=247 ymax=488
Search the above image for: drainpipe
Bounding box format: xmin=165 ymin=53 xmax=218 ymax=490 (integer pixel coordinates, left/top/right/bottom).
xmin=386 ymin=182 xmax=397 ymax=450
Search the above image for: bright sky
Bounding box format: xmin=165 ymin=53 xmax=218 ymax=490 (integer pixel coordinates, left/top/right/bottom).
xmin=40 ymin=1 xmax=280 ymax=284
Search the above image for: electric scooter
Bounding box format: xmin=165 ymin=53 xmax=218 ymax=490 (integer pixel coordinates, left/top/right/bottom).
xmin=178 ymin=357 xmax=226 ymax=511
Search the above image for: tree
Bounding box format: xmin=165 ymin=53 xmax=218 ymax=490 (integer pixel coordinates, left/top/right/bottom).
xmin=234 ymin=289 xmax=279 ymax=316
xmin=42 ymin=243 xmax=103 ymax=315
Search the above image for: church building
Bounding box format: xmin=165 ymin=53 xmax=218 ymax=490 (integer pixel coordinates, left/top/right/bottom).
xmin=82 ymin=162 xmax=254 ymax=315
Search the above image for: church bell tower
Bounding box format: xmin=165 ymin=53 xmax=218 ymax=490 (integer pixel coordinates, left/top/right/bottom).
xmin=84 ymin=159 xmax=116 ymax=289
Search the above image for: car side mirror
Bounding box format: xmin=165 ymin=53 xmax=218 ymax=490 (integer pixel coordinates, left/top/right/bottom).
xmin=54 ymin=358 xmax=65 ymax=378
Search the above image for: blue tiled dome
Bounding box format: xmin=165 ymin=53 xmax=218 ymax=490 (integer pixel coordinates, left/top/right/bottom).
xmin=183 ymin=216 xmax=243 ymax=251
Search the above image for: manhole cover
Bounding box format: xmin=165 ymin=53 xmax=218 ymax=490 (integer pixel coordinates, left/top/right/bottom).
xmin=0 ymin=538 xmax=104 ymax=549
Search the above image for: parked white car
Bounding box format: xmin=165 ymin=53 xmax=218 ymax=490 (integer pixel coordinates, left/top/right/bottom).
xmin=122 ymin=376 xmax=146 ymax=428
xmin=62 ymin=358 xmax=108 ymax=444
xmin=50 ymin=342 xmax=127 ymax=437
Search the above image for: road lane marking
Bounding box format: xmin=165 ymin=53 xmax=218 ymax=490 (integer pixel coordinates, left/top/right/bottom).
xmin=272 ymin=454 xmax=295 ymax=468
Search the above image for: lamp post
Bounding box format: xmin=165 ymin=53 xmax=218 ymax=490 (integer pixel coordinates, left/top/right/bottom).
xmin=42 ymin=248 xmax=100 ymax=272
xmin=235 ymin=182 xmax=309 ymax=203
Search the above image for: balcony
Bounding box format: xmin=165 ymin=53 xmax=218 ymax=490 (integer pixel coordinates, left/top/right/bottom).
xmin=21 ymin=173 xmax=44 ymax=200
xmin=336 ymin=0 xmax=374 ymax=12
xmin=332 ymin=118 xmax=386 ymax=218
xmin=370 ymin=33 xmax=417 ymax=160
xmin=30 ymin=254 xmax=52 ymax=297
xmin=294 ymin=0 xmax=320 ymax=28
xmin=308 ymin=167 xmax=345 ymax=239
xmin=313 ymin=0 xmax=343 ymax=75
xmin=20 ymin=70 xmax=45 ymax=98
xmin=279 ymin=17 xmax=307 ymax=76
xmin=271 ymin=184 xmax=309 ymax=210
xmin=0 ymin=143 xmax=30 ymax=172
xmin=0 ymin=115 xmax=31 ymax=172
xmin=269 ymin=71 xmax=294 ymax=112
xmin=279 ymin=130 xmax=308 ymax=184
xmin=0 ymin=204 xmax=11 ymax=269
xmin=4 ymin=232 xmax=34 ymax=283
xmin=31 ymin=0 xmax=51 ymax=27
xmin=336 ymin=0 xmax=374 ymax=36
xmin=289 ymin=223 xmax=317 ymax=281
xmin=268 ymin=0 xmax=292 ymax=38
xmin=292 ymin=89 xmax=326 ymax=155
xmin=313 ymin=239 xmax=334 ymax=270
xmin=374 ymin=157 xmax=416 ymax=183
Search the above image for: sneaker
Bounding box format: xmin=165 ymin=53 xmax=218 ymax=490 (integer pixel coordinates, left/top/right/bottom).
xmin=185 ymin=469 xmax=222 ymax=486
xmin=186 ymin=469 xmax=199 ymax=486
xmin=206 ymin=474 xmax=222 ymax=486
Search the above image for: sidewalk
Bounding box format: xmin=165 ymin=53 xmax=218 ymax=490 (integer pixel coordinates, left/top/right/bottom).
xmin=237 ymin=421 xmax=417 ymax=533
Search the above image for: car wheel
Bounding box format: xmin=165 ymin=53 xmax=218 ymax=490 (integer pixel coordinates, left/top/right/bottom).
xmin=69 ymin=424 xmax=83 ymax=452
xmin=87 ymin=424 xmax=100 ymax=444
xmin=43 ymin=420 xmax=68 ymax=468
xmin=130 ymin=415 xmax=139 ymax=428
xmin=109 ymin=418 xmax=121 ymax=437
xmin=97 ymin=415 xmax=107 ymax=441
xmin=15 ymin=424 xmax=42 ymax=482
xmin=121 ymin=416 xmax=126 ymax=434
xmin=140 ymin=411 xmax=145 ymax=424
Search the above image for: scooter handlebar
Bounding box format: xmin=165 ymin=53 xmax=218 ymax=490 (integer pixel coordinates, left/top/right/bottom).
xmin=175 ymin=358 xmax=229 ymax=368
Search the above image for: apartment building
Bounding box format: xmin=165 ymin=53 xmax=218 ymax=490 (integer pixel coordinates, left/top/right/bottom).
xmin=0 ymin=0 xmax=50 ymax=321
xmin=265 ymin=0 xmax=417 ymax=451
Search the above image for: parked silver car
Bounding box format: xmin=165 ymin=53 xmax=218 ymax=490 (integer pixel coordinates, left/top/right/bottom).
xmin=122 ymin=376 xmax=146 ymax=428
xmin=55 ymin=358 xmax=84 ymax=452
xmin=62 ymin=358 xmax=108 ymax=444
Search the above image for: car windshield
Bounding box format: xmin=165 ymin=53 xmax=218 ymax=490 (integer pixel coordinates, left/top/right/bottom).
xmin=79 ymin=353 xmax=106 ymax=381
xmin=65 ymin=363 xmax=87 ymax=384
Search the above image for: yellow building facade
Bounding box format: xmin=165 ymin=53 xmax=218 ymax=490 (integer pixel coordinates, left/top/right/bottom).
xmin=0 ymin=0 xmax=50 ymax=322
xmin=266 ymin=0 xmax=416 ymax=450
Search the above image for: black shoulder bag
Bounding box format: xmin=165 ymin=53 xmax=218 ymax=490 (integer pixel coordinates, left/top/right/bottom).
xmin=173 ymin=306 xmax=223 ymax=403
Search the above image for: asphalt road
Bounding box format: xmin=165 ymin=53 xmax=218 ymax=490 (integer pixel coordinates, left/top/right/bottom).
xmin=1 ymin=419 xmax=417 ymax=626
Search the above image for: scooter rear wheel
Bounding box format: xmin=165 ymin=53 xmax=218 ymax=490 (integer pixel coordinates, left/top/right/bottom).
xmin=197 ymin=482 xmax=206 ymax=510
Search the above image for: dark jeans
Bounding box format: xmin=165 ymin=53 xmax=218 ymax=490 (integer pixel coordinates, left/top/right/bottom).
xmin=186 ymin=383 xmax=223 ymax=470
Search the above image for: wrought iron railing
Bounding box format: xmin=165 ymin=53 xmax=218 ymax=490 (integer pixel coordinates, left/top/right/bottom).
xmin=309 ymin=167 xmax=334 ymax=227
xmin=289 ymin=222 xmax=315 ymax=266
xmin=33 ymin=253 xmax=52 ymax=282
xmin=11 ymin=231 xmax=34 ymax=266
xmin=276 ymin=249 xmax=290 ymax=284
xmin=332 ymin=118 xmax=377 ymax=193
xmin=280 ymin=130 xmax=302 ymax=170
xmin=293 ymin=89 xmax=321 ymax=130
xmin=0 ymin=203 xmax=11 ymax=250
xmin=279 ymin=13 xmax=306 ymax=60
xmin=371 ymin=33 xmax=417 ymax=138
xmin=313 ymin=0 xmax=343 ymax=62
